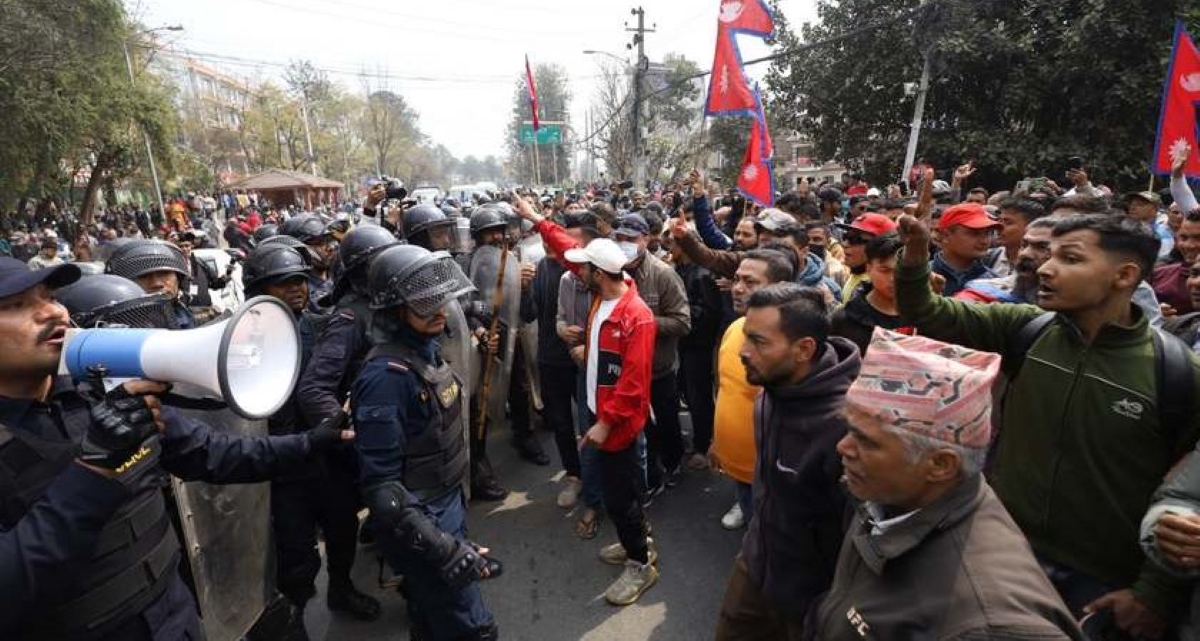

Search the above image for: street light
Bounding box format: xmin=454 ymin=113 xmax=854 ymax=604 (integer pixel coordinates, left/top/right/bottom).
xmin=582 ymin=50 xmax=630 ymax=66
xmin=122 ymin=24 xmax=183 ymax=216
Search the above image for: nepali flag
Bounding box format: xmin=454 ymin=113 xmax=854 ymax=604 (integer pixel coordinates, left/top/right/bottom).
xmin=1152 ymin=22 xmax=1200 ymax=178
xmin=738 ymin=89 xmax=775 ymax=207
xmin=525 ymin=55 xmax=540 ymax=131
xmin=705 ymin=0 xmax=776 ymax=116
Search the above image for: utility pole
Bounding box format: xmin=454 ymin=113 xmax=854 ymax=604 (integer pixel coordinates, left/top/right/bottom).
xmin=122 ymin=26 xmax=181 ymax=215
xmin=626 ymin=6 xmax=655 ymax=188
xmin=299 ymin=95 xmax=318 ymax=176
xmin=900 ymin=0 xmax=932 ymax=188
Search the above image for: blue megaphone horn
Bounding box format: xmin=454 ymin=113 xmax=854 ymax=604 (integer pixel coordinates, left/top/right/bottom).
xmin=59 ymin=296 xmax=301 ymax=420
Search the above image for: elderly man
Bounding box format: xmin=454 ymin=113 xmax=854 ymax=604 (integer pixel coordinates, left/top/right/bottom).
xmin=814 ymin=329 xmax=1083 ymax=640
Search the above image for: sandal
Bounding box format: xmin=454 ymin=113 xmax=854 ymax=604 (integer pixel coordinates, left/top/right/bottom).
xmin=575 ymin=509 xmax=600 ymax=540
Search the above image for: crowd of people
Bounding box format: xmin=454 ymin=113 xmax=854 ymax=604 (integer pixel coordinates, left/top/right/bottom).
xmin=5 ymin=145 xmax=1200 ymax=641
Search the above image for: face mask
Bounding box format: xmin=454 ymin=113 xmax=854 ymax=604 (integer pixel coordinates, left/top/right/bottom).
xmin=618 ymin=241 xmax=640 ymax=261
xmin=809 ymin=244 xmax=826 ymax=260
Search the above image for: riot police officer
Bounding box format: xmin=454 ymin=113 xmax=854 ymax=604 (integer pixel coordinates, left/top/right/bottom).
xmin=242 ymin=245 xmax=382 ymax=621
xmin=460 ymin=207 xmax=550 ymax=501
xmin=404 ymin=203 xmax=457 ymax=252
xmin=280 ymin=213 xmax=337 ymax=306
xmin=0 ymin=257 xmax=347 ymax=640
xmin=353 ymin=244 xmax=498 ymax=640
xmin=105 ymin=239 xmax=216 ymax=328
xmin=296 ymin=224 xmax=399 ymax=428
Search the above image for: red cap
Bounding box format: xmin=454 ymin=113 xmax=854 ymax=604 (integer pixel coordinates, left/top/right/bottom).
xmin=937 ymin=203 xmax=1000 ymax=231
xmin=835 ymin=213 xmax=897 ymax=237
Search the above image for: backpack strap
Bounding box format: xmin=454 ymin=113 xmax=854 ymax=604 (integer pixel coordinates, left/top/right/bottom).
xmin=1005 ymin=312 xmax=1056 ymax=379
xmin=1151 ymin=327 xmax=1196 ymax=462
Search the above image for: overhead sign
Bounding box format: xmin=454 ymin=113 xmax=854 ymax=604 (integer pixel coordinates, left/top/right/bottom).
xmin=519 ymin=123 xmax=563 ymax=145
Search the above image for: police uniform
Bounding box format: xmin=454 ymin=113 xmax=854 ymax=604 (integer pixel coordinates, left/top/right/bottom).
xmin=352 ymin=244 xmax=496 ymax=641
xmin=0 ymin=379 xmax=314 ymax=640
xmin=241 ymin=243 xmax=379 ymax=619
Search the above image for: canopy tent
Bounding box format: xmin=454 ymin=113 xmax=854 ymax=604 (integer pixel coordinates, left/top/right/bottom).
xmin=230 ymin=170 xmax=343 ymax=210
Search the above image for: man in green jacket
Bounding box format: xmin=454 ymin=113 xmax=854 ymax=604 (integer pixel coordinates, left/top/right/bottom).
xmin=895 ymin=212 xmax=1200 ymax=639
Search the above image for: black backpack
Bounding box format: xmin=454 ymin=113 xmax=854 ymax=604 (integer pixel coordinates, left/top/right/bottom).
xmin=1006 ymin=312 xmax=1196 ymax=460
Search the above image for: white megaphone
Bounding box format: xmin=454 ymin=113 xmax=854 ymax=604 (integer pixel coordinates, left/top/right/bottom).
xmin=59 ymin=296 xmax=301 ymax=420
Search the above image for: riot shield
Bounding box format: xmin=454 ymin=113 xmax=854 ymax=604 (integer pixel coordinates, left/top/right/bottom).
xmin=173 ymin=407 xmax=274 ymax=641
xmin=516 ymin=234 xmax=546 ymax=411
xmin=468 ymin=244 xmax=521 ymax=430
xmin=442 ymin=298 xmax=475 ymax=416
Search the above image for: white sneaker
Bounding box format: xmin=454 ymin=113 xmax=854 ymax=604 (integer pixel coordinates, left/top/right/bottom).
xmin=604 ymin=560 xmax=659 ymax=606
xmin=598 ymin=538 xmax=657 ymax=566
xmin=720 ymin=501 xmax=745 ymax=530
xmin=557 ymin=476 xmax=582 ymax=509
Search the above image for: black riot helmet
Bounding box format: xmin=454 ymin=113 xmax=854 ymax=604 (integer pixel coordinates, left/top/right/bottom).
xmin=403 ymin=204 xmax=454 ymax=240
xmin=279 ymin=213 xmax=329 ymax=244
xmin=366 ymin=245 xmax=475 ymax=314
xmin=469 ymin=206 xmax=507 ymax=238
xmin=339 ymin=224 xmax=400 ymax=273
xmin=257 ymin=234 xmax=318 ymax=262
xmin=242 ymin=245 xmax=311 ymax=297
xmin=253 ymin=224 xmax=279 ymax=244
xmin=106 ymin=240 xmax=189 ymax=281
xmin=56 ymin=274 xmax=178 ymax=329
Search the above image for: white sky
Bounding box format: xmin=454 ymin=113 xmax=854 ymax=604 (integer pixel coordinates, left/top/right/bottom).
xmin=127 ymin=0 xmax=819 ymax=161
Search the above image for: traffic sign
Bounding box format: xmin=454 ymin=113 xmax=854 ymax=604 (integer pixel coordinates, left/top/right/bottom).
xmin=519 ymin=123 xmax=563 ymax=145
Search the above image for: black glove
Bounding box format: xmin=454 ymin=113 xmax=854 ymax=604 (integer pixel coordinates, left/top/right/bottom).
xmin=78 ymin=381 xmax=161 ymax=472
xmin=307 ymin=413 xmax=347 ymax=449
xmin=365 ymin=482 xmax=487 ymax=590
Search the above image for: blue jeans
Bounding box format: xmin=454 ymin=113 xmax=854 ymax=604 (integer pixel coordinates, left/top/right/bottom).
xmin=377 ymin=490 xmax=495 ymax=641
xmin=575 ymin=375 xmax=604 ymax=510
xmin=736 ymin=481 xmax=754 ymax=523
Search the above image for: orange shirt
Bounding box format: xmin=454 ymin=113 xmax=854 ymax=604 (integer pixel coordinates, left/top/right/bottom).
xmin=711 ymin=318 xmax=760 ymax=484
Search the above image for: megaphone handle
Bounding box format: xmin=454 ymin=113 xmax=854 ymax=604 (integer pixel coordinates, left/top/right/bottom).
xmin=103 ymin=377 xmax=135 ymax=394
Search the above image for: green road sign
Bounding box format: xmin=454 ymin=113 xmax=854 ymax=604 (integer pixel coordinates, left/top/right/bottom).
xmin=519 ymin=123 xmax=562 ymax=145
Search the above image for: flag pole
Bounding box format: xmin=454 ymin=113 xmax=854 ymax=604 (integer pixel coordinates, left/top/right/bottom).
xmin=1149 ymin=174 xmax=1155 ymax=193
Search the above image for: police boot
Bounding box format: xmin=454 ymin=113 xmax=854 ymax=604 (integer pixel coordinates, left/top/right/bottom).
xmin=471 ymin=456 xmax=509 ymax=502
xmin=327 ymin=583 xmax=382 ymax=621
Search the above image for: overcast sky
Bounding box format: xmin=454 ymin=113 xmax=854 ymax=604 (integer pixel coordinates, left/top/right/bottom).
xmin=127 ymin=0 xmax=820 ymax=162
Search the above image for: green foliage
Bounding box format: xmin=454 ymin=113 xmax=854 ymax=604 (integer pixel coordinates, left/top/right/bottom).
xmin=0 ymin=0 xmax=177 ymax=216
xmin=766 ymin=0 xmax=1200 ymax=191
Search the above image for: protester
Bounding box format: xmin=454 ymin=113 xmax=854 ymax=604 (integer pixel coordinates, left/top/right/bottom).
xmin=895 ymin=212 xmax=1200 ymax=638
xmin=714 ymin=283 xmax=860 ymax=640
xmin=814 ymin=328 xmax=1083 ymax=641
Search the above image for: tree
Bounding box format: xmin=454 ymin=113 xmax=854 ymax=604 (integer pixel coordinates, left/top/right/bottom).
xmin=590 ymin=61 xmax=635 ymax=183
xmin=0 ymin=0 xmax=176 ymax=218
xmin=766 ymin=0 xmax=1200 ymax=191
xmin=642 ymin=55 xmax=706 ymax=183
xmin=362 ymin=89 xmax=422 ymax=178
xmin=505 ymin=63 xmax=572 ymax=186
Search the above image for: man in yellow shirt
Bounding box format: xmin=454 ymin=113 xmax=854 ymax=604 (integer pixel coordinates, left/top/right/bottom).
xmin=708 ymin=248 xmax=796 ymax=529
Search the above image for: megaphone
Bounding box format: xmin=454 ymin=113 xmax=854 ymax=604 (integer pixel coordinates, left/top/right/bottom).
xmin=59 ymin=296 xmax=301 ymax=420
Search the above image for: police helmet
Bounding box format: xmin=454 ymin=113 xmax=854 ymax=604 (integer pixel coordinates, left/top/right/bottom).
xmin=366 ymin=245 xmax=475 ymax=314
xmin=403 ymin=204 xmax=455 ymax=240
xmin=242 ymin=245 xmax=310 ymax=296
xmin=469 ymin=206 xmax=507 ymax=237
xmin=339 ymin=224 xmax=400 ymax=273
xmin=253 ymin=224 xmax=279 ymax=243
xmin=57 ymin=274 xmax=178 ymax=329
xmin=106 ymin=240 xmax=188 ymax=281
xmin=279 ymin=213 xmax=328 ymax=243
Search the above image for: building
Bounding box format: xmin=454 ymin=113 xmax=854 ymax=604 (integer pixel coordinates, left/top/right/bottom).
xmin=775 ymin=131 xmax=847 ymax=189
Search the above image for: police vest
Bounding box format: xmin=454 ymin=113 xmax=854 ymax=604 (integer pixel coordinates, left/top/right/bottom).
xmin=335 ymin=295 xmax=374 ymax=401
xmin=0 ymin=420 xmax=178 ymax=640
xmin=366 ymin=342 xmax=469 ymax=502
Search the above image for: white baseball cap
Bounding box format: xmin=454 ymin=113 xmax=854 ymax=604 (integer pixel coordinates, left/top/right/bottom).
xmin=563 ymin=238 xmax=628 ymax=274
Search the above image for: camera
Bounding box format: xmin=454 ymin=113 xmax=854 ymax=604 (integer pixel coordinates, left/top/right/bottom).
xmin=378 ymin=176 xmax=408 ymax=200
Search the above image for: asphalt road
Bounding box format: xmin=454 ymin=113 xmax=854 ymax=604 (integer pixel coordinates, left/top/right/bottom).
xmin=304 ymin=413 xmax=744 ymax=641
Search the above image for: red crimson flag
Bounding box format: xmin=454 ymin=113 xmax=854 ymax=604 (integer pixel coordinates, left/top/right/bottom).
xmin=525 ymin=55 xmax=540 ymax=131
xmin=705 ymin=0 xmax=775 ymax=116
xmin=717 ymin=0 xmax=774 ymax=37
xmin=738 ymin=91 xmax=775 ymax=207
xmin=1152 ymin=22 xmax=1200 ymax=177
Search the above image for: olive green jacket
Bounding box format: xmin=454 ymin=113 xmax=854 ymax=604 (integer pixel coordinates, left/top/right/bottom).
xmin=896 ymin=260 xmax=1200 ymax=620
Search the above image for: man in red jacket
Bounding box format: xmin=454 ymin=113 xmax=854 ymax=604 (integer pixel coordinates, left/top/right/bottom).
xmin=510 ymin=198 xmax=660 ymax=594
xmin=562 ymin=237 xmax=660 ymax=606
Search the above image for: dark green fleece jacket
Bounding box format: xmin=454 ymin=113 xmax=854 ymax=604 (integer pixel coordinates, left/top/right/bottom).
xmin=896 ymin=259 xmax=1200 ymax=620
